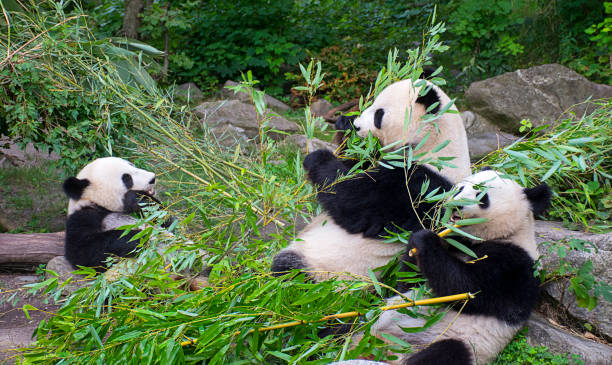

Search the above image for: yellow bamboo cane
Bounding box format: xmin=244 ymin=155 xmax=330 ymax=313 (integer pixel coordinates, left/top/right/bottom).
xmin=179 ymin=292 xmax=473 ymax=347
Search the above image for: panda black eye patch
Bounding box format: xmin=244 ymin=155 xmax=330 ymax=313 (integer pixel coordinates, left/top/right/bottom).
xmin=122 ymin=173 xmax=134 ymax=189
xmin=374 ymin=108 xmax=384 ymax=129
xmin=479 ymin=192 xmax=490 ymax=208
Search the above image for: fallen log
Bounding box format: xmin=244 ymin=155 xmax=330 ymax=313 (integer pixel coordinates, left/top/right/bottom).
xmin=0 ymin=232 xmax=64 ymax=264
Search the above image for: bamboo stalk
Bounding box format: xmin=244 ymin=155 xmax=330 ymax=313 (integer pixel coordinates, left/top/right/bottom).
xmin=179 ymin=292 xmax=473 ymax=347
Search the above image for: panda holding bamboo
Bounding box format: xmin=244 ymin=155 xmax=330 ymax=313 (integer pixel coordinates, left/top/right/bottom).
xmin=62 ymin=157 xmax=160 ymax=270
xmin=272 ymin=77 xmax=470 ymax=281
xmin=367 ymin=169 xmax=551 ymax=365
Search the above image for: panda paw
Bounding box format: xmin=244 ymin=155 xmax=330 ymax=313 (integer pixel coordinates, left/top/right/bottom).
xmin=408 ymin=229 xmax=440 ymax=254
xmin=303 ymin=149 xmax=337 ymax=172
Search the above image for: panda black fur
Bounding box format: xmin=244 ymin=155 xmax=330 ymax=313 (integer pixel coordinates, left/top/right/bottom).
xmin=272 ymin=79 xmax=470 ymax=280
xmin=371 ymin=170 xmax=551 ymax=365
xmin=63 ymin=157 xmax=158 ymax=270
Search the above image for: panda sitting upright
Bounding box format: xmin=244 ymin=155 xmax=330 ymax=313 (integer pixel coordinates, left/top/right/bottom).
xmin=272 ymin=78 xmax=470 ymax=280
xmin=370 ymin=169 xmax=551 ymax=365
xmin=62 ymin=157 xmax=159 ymax=270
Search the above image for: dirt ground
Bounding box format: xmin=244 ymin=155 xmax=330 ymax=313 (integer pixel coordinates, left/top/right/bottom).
xmin=0 ymin=274 xmax=60 ymax=363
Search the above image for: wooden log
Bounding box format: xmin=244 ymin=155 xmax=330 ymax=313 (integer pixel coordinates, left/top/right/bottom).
xmin=0 ymin=232 xmax=64 ymax=264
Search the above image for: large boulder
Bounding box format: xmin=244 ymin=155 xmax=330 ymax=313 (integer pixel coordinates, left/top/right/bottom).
xmin=310 ymin=99 xmax=334 ymax=117
xmin=174 ymin=82 xmax=204 ymax=104
xmin=221 ymin=80 xmax=291 ymax=112
xmin=194 ymin=99 xmax=299 ymax=140
xmin=465 ymin=64 xmax=612 ymax=133
xmin=284 ymin=135 xmax=337 ymax=154
xmin=461 ymin=111 xmax=519 ymax=160
xmin=535 ymin=221 xmax=612 ymax=339
xmin=45 ymin=256 xmax=90 ymax=295
xmin=527 ymin=312 xmax=612 ymax=364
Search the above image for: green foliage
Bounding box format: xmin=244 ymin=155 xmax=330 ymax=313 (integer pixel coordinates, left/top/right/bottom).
xmin=0 ymin=0 xmax=164 ymax=171
xmin=81 ymin=0 xmax=610 ymax=99
xmin=288 ymin=0 xmax=435 ymax=102
xmin=492 ymin=328 xmax=584 ymax=365
xmin=137 ymin=0 xmax=303 ymax=94
xmin=441 ymin=0 xmax=526 ymax=81
xmin=538 ymin=238 xmax=612 ymax=310
xmin=480 ymin=101 xmax=612 ymax=233
xmin=559 ymin=0 xmax=611 ymax=85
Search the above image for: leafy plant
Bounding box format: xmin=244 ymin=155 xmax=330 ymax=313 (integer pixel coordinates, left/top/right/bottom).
xmin=538 ymin=238 xmax=612 ymax=311
xmin=492 ymin=328 xmax=584 ymax=365
xmin=0 ymin=0 xmax=164 ymax=171
xmin=480 ymin=101 xmax=612 ymax=233
xmin=293 ymin=60 xmax=329 ymax=152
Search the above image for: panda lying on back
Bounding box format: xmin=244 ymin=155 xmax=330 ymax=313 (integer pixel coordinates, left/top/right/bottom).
xmin=272 ymin=78 xmax=470 ymax=280
xmin=62 ymin=157 xmax=159 ymax=270
xmin=370 ymin=169 xmax=551 ymax=365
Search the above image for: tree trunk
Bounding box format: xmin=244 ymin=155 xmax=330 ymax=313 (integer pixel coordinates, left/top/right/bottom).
xmin=121 ymin=0 xmax=144 ymax=39
xmin=162 ymin=4 xmax=169 ymax=78
xmin=0 ymin=232 xmax=65 ymax=264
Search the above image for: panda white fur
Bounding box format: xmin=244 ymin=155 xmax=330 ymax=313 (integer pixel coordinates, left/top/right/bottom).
xmin=352 ymin=78 xmax=470 ymax=183
xmin=369 ymin=169 xmax=551 ymax=365
xmin=62 ymin=157 xmax=158 ymax=270
xmin=272 ymin=78 xmax=470 ymax=280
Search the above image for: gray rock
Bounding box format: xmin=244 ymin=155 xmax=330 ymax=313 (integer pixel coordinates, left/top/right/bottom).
xmin=467 ymin=132 xmax=519 ymax=161
xmin=194 ymin=100 xmax=299 ymax=140
xmin=0 ymin=136 xmax=59 ymax=168
xmin=174 ymin=82 xmax=204 ymax=104
xmin=209 ymin=123 xmax=249 ymax=148
xmin=535 ymin=221 xmax=612 ymax=338
xmin=461 ymin=110 xmax=519 ymax=160
xmin=221 ymin=80 xmax=291 ymax=112
xmin=527 ymin=312 xmax=612 ymax=364
xmin=465 ymin=64 xmax=612 ymax=133
xmin=310 ymin=99 xmax=334 ymax=117
xmin=284 ymin=135 xmax=337 ymax=154
xmin=45 ymin=256 xmax=89 ymax=294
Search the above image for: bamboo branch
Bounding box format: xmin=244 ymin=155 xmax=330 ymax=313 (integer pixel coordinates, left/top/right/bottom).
xmin=179 ymin=292 xmax=473 ymax=347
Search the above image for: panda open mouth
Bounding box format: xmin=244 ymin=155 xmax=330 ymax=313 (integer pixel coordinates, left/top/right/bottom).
xmin=450 ymin=212 xmax=462 ymax=224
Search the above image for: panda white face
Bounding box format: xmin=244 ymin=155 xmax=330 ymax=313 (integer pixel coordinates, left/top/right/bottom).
xmin=64 ymin=157 xmax=156 ymax=214
xmin=450 ymin=170 xmax=551 ymax=247
xmin=353 ymin=79 xmax=427 ymax=147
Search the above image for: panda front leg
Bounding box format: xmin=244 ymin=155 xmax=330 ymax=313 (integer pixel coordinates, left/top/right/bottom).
xmin=303 ymin=149 xmax=350 ymax=188
xmin=403 ymin=338 xmax=473 ymax=365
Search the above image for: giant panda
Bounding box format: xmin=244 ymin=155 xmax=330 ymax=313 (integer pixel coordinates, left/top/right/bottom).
xmin=367 ymin=169 xmax=551 ymax=365
xmin=62 ymin=157 xmax=159 ymax=270
xmin=272 ymin=78 xmax=470 ymax=280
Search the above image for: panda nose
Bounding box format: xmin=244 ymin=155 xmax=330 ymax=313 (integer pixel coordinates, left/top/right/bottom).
xmin=149 ymin=176 xmax=156 ymax=184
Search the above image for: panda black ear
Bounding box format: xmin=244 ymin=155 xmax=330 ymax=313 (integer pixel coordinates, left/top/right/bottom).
xmin=524 ymin=183 xmax=552 ymax=216
xmin=63 ymin=177 xmax=90 ymax=200
xmin=480 ymin=166 xmax=493 ymax=171
xmin=335 ymin=115 xmax=357 ymax=131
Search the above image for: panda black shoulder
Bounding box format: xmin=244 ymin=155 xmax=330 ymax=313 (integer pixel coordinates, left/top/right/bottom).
xmin=415 ymin=84 xmax=440 ymax=115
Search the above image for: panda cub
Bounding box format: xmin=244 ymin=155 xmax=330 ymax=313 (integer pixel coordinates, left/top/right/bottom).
xmin=62 ymin=157 xmax=159 ymax=270
xmin=370 ymin=169 xmax=551 ymax=365
xmin=272 ymin=79 xmax=470 ymax=280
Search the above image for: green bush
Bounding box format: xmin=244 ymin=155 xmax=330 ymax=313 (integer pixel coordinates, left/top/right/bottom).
xmin=480 ymin=101 xmax=612 ymax=233
xmin=492 ymin=328 xmax=584 ymax=365
xmin=0 ymin=0 xmax=164 ymax=171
